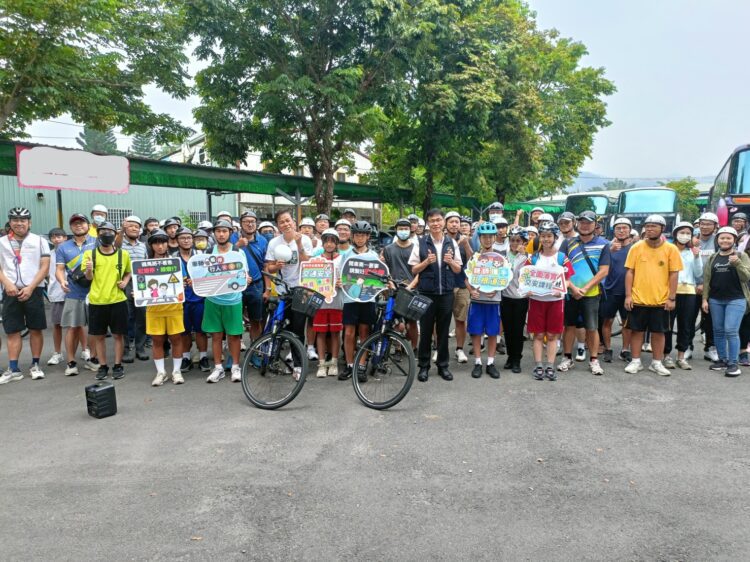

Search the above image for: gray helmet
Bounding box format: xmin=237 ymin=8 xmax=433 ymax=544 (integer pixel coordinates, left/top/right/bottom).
xmin=176 ymin=226 xmax=193 ymax=237
xmin=213 ymin=219 xmax=233 ymax=231
xmin=240 ymin=210 xmax=257 ymax=220
xmin=163 ymin=218 xmax=180 ymax=229
xmin=644 ymin=214 xmax=667 ymax=227
xmin=395 ymin=218 xmax=411 ymax=228
xmin=148 ymin=228 xmax=169 ymax=244
xmin=577 ymin=210 xmax=597 ymax=222
xmin=351 ymin=220 xmax=373 ymax=234
xmin=98 ymin=221 xmax=116 ymax=233
xmin=557 ymin=211 xmax=576 ymax=222
xmin=193 ymin=229 xmax=209 ymax=239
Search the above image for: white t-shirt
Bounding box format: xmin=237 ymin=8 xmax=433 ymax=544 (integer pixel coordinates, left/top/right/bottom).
xmin=265 ymin=234 xmax=314 ymax=289
xmin=0 ymin=233 xmax=50 ymax=288
xmin=407 ymin=235 xmax=462 ymax=268
xmin=47 ymin=253 xmax=65 ymax=303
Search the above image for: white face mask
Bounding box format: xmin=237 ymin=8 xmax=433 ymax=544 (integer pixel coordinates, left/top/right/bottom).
xmin=93 ymin=215 xmax=105 ymax=225
xmin=488 ymin=213 xmax=503 ymax=225
xmin=676 ymin=233 xmax=692 ymax=244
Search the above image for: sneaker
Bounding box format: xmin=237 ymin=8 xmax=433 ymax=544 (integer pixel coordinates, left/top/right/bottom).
xmin=662 ymin=356 xmax=676 ymax=369
xmin=557 ymin=358 xmax=574 ymax=372
xmin=206 ymin=366 xmax=225 ymax=383
xmin=725 ymin=363 xmax=741 ymax=377
xmin=152 ymin=371 xmax=168 ymax=386
xmin=84 ymin=357 xmax=100 ymax=372
xmin=316 ymin=364 xmax=328 ymax=378
xmin=710 ymin=359 xmax=728 ymax=371
xmin=471 ymin=363 xmax=483 ymax=379
xmin=619 ymin=349 xmax=632 ymax=362
xmin=545 ymin=367 xmax=557 ymax=381
xmin=328 ymin=362 xmax=339 ymax=378
xmin=602 ymin=349 xmax=613 ymax=363
xmin=497 ymin=337 xmax=506 ymax=355
xmin=338 ymin=365 xmax=352 ymax=380
xmin=30 ymin=364 xmax=45 ymax=380
xmin=0 ymin=369 xmax=23 ymax=384
xmin=180 ymin=357 xmax=192 ymax=373
xmin=199 ymin=357 xmax=210 ymax=372
xmin=172 ymin=371 xmax=185 ymax=384
xmin=684 ymin=347 xmax=693 ymax=360
xmin=590 ymin=359 xmax=604 ymax=376
xmin=648 ymin=361 xmax=671 ymax=376
xmin=676 ymin=358 xmax=692 ymax=370
xmin=65 ymin=361 xmax=79 ymax=376
xmin=112 ymin=364 xmax=125 ymax=380
xmin=575 ymin=347 xmax=586 ymax=362
xmin=624 ymin=360 xmax=644 ymax=374
xmin=486 ymin=363 xmax=500 ymax=379
xmin=449 ymin=329 xmax=456 ymax=338
xmin=642 ymin=342 xmax=652 ymax=352
xmin=95 ymin=365 xmax=109 ymax=380
xmin=739 ymin=352 xmax=750 ymax=366
xmin=432 ymin=350 xmax=437 ymax=363
xmin=357 ymin=364 xmax=367 ymax=383
xmin=230 ymin=364 xmax=242 ymax=382
xmin=307 ymin=346 xmax=319 ymax=361
xmin=47 ymin=352 xmax=64 ymax=366
xmin=533 ymin=366 xmax=544 ymax=381
xmin=121 ymin=347 xmax=134 ymax=364
xmin=293 ymin=366 xmax=302 ymax=381
xmin=81 ymin=348 xmax=91 ymax=361
xmin=704 ymin=347 xmax=719 ymax=362
xmin=455 ymin=349 xmax=468 ymax=364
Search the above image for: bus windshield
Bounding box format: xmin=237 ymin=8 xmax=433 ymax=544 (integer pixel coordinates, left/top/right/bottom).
xmin=618 ymin=190 xmax=676 ymax=214
xmin=565 ymin=195 xmax=610 ymax=215
xmin=730 ymin=149 xmax=750 ymax=194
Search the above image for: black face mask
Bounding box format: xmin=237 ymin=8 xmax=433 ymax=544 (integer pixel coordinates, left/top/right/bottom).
xmin=98 ymin=233 xmax=115 ymax=246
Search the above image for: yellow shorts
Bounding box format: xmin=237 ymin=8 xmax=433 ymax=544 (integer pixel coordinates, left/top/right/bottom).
xmin=453 ymin=287 xmax=470 ymax=322
xmin=146 ymin=311 xmax=185 ymax=336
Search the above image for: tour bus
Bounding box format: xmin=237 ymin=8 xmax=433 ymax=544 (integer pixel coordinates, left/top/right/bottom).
xmin=565 ymin=193 xmax=616 ymax=236
xmin=709 ymin=144 xmax=750 ymax=225
xmin=612 ymin=187 xmax=679 ymax=236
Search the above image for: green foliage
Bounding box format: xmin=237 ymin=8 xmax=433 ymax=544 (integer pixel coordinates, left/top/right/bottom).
xmin=601 ymin=179 xmax=635 ymax=191
xmin=75 ymin=126 xmax=119 ymax=154
xmin=129 ymin=132 xmax=157 ymax=158
xmin=0 ymin=0 xmax=191 ymax=143
xmin=177 ymin=210 xmax=197 ymax=231
xmin=662 ymin=177 xmax=699 ymax=222
xmin=188 ymin=0 xmax=405 ymax=215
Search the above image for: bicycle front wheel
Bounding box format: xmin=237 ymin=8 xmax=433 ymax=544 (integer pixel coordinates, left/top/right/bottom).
xmin=352 ymin=331 xmax=416 ymax=410
xmin=241 ymin=330 xmax=307 ymax=410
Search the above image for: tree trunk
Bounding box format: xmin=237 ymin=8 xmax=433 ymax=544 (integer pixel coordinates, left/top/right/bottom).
xmin=320 ymin=169 xmax=335 ymax=215
xmin=422 ymin=167 xmax=434 ymax=216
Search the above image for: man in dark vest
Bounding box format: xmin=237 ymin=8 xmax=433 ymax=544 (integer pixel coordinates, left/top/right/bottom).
xmin=409 ymin=209 xmax=463 ymax=382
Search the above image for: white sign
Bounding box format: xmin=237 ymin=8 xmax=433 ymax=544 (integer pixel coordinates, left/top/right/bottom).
xmin=187 ymin=251 xmax=248 ymax=297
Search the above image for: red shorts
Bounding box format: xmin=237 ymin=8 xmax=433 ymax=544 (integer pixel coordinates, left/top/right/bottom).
xmin=312 ymin=309 xmax=343 ymax=333
xmin=527 ymin=299 xmax=564 ymax=335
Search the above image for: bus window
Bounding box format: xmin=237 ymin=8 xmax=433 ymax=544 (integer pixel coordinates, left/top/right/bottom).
xmin=730 ymin=149 xmax=750 ymax=194
xmin=618 ymin=190 xmax=676 ymax=214
xmin=565 ymin=195 xmax=610 ymax=215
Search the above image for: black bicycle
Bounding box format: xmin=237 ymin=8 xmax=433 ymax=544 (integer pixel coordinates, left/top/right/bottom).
xmin=240 ymin=273 xmax=324 ymax=410
xmin=352 ymin=273 xmax=431 ymax=410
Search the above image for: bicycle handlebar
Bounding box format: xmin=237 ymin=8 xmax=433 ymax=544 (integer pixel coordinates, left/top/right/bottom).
xmin=262 ymin=271 xmax=291 ymax=292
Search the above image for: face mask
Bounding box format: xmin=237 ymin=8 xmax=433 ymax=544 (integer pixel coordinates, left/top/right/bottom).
xmin=693 ymin=228 xmax=700 ymax=237
xmin=195 ymin=239 xmax=207 ymax=250
xmin=93 ymin=215 xmax=105 ymax=225
xmin=676 ymin=233 xmax=691 ymax=244
xmin=98 ymin=233 xmax=115 ymax=246
xmin=488 ymin=213 xmax=502 ymax=224
xmin=261 ymin=232 xmax=274 ymax=241
xmin=396 ymin=230 xmax=410 ymax=241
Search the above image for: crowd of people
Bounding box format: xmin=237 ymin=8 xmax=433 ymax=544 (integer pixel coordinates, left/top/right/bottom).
xmin=0 ymin=200 xmax=748 ymax=388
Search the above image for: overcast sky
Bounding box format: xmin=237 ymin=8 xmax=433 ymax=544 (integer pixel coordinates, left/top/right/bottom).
xmin=24 ymin=1 xmax=750 ymax=181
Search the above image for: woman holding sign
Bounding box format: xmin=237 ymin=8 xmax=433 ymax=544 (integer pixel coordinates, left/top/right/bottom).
xmin=523 ymin=222 xmax=574 ymax=381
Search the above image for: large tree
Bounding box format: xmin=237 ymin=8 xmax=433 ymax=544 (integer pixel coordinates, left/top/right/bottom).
xmin=76 ymin=125 xmax=119 ymax=154
xmin=187 ymin=0 xmax=405 ymax=214
xmin=0 ymin=0 xmax=191 ymax=143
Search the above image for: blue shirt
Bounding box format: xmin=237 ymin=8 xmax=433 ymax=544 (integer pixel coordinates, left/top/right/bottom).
xmin=179 ymin=252 xmax=204 ymax=303
xmin=602 ymin=243 xmax=632 ymax=295
xmin=559 ymin=236 xmax=611 ymax=297
xmin=56 ymin=236 xmax=97 ymax=300
xmin=242 ymin=235 xmax=268 ymax=285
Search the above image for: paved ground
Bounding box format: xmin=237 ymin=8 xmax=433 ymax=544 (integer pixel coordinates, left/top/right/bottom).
xmin=1 ymin=333 xmax=750 ymax=561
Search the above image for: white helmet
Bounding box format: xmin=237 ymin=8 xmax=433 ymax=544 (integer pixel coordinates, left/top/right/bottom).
xmin=493 ymin=216 xmax=509 ymax=226
xmin=335 ymin=218 xmax=351 ymax=228
xmin=613 ymin=217 xmax=632 ymax=227
xmin=538 ymin=213 xmax=554 ymax=223
xmin=320 ymin=228 xmax=339 ymax=241
xmin=445 ymin=211 xmax=461 ymax=221
xmin=300 ymin=217 xmax=315 ymax=227
xmin=123 ymin=215 xmax=142 ymax=226
xmin=699 ymin=212 xmax=719 ymax=224
xmin=672 ymin=221 xmax=694 ymax=238
xmin=198 ymin=220 xmax=213 ymax=230
xmin=717 ymin=226 xmax=738 ymax=238
xmin=216 ymin=210 xmax=233 ymax=219
xmin=91 ymin=204 xmax=108 ymax=215
xmin=526 ymin=225 xmax=539 ymax=235
xmin=417 ymin=218 xmax=425 ymax=227
xmin=644 ymin=214 xmax=666 ymax=227
xmin=258 ymin=221 xmax=274 ymax=231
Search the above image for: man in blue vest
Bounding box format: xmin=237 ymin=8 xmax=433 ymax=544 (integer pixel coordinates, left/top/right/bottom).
xmin=409 ymin=209 xmax=463 ymax=382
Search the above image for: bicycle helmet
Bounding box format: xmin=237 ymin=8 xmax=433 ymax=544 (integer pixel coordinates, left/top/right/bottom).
xmin=240 ymin=210 xmax=257 ymax=220
xmin=460 ymin=215 xmax=472 ymax=225
xmin=699 ymin=212 xmax=719 ymax=224
xmin=351 ymin=220 xmax=373 ymax=234
xmin=176 ymin=227 xmax=193 ymax=237
xmin=613 ymin=217 xmax=632 ymax=228
xmin=320 ymin=228 xmax=339 ymax=241
xmin=538 ymin=221 xmax=560 ymax=236
xmin=395 ymin=218 xmax=411 ymax=228
xmin=717 ymin=226 xmax=738 ymax=238
xmin=148 ymin=229 xmax=169 ymax=244
xmin=672 ymin=221 xmax=694 ymax=238
xmin=732 ymin=212 xmax=748 ymax=223
xmin=8 ymin=207 xmax=30 ymax=220
xmin=476 ymin=222 xmax=498 ymax=236
xmin=163 ymin=218 xmax=180 ymax=229
xmin=300 ymin=217 xmax=315 ymax=227
xmin=557 ymin=211 xmax=575 ymax=223
xmin=509 ymin=225 xmax=528 ymax=241
xmin=213 ymin=219 xmax=233 ymax=230
xmin=486 ymin=202 xmax=504 ymax=212
xmin=644 ymin=214 xmax=667 ymax=227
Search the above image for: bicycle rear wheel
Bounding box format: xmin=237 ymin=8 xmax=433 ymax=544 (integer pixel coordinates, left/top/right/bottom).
xmin=241 ymin=330 xmax=307 ymax=410
xmin=352 ymin=331 xmax=416 ymax=410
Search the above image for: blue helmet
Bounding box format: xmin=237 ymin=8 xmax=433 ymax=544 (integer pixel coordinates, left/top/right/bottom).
xmin=477 ymin=222 xmax=498 ymax=236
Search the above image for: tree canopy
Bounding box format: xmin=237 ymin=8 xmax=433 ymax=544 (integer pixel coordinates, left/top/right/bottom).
xmin=662 ymin=177 xmax=700 ymax=222
xmin=0 ymin=0 xmax=191 ymax=143
xmin=76 ymin=125 xmax=119 ymax=154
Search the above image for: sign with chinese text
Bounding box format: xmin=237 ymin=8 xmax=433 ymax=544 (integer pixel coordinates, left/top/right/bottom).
xmin=341 ymin=255 xmax=389 ymax=302
xmin=518 ymin=265 xmax=566 ymax=297
xmin=187 ymin=251 xmax=248 ymax=297
xmin=465 ymin=251 xmax=513 ymax=293
xmin=300 ymin=257 xmax=336 ymax=303
xmin=132 ymin=258 xmax=184 ymax=307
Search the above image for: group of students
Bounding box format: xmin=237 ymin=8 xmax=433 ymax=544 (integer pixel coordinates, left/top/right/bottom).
xmin=1 ymin=200 xmax=748 ymax=388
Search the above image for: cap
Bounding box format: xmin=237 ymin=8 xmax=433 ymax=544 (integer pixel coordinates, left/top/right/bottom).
xmin=123 ymin=215 xmax=142 ymax=226
xmin=577 ymin=211 xmax=597 ymax=222
xmin=557 ymin=211 xmax=575 ymax=222
xmin=69 ymin=213 xmax=89 ymax=224
xmin=300 ymin=217 xmax=315 ymax=227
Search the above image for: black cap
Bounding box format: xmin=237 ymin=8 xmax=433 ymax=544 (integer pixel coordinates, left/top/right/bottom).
xmin=577 ymin=211 xmax=597 ymax=222
xmin=69 ymin=213 xmax=89 ymax=224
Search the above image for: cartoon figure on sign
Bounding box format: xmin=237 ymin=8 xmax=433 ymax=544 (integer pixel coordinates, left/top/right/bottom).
xmin=148 ymin=279 xmax=159 ymax=297
xmin=159 ymin=283 xmax=168 ymax=297
xmin=349 ymin=278 xmax=364 ymax=300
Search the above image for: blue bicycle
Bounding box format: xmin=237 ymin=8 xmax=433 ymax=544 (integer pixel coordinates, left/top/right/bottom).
xmin=240 ymin=273 xmax=324 ymax=410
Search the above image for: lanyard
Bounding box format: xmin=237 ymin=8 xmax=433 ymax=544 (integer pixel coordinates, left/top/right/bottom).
xmin=8 ymin=232 xmax=22 ymax=265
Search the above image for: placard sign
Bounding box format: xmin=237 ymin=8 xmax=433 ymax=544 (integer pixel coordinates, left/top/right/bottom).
xmin=132 ymin=258 xmax=185 ymax=307
xmin=300 ymin=257 xmax=336 ymax=303
xmin=466 ymin=251 xmax=513 ymax=293
xmin=341 ymin=255 xmax=389 ymax=302
xmin=187 ymin=251 xmax=248 ymax=297
xmin=518 ymin=265 xmax=566 ymax=297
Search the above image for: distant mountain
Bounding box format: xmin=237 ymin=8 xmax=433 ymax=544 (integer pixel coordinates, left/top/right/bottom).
xmin=565 ymin=172 xmax=714 ymax=193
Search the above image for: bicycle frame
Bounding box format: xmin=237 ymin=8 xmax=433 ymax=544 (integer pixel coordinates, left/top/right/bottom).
xmin=369 ymin=293 xmax=397 ymax=365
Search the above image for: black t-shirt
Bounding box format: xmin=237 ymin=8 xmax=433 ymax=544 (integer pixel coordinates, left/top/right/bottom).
xmin=710 ymin=254 xmax=745 ymax=300
xmin=382 ymin=242 xmax=414 ymax=283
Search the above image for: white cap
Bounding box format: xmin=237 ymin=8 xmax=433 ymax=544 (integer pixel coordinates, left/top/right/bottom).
xmin=300 ymin=217 xmax=315 ymax=227
xmin=613 ymin=217 xmax=632 ymax=227
xmin=123 ymin=215 xmax=142 ymax=226
xmin=91 ymin=204 xmax=108 ymax=214
xmin=699 ymin=212 xmax=719 ymax=224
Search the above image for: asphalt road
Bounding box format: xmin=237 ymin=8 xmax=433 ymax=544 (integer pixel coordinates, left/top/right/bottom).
xmin=1 ymin=333 xmax=749 ymax=561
